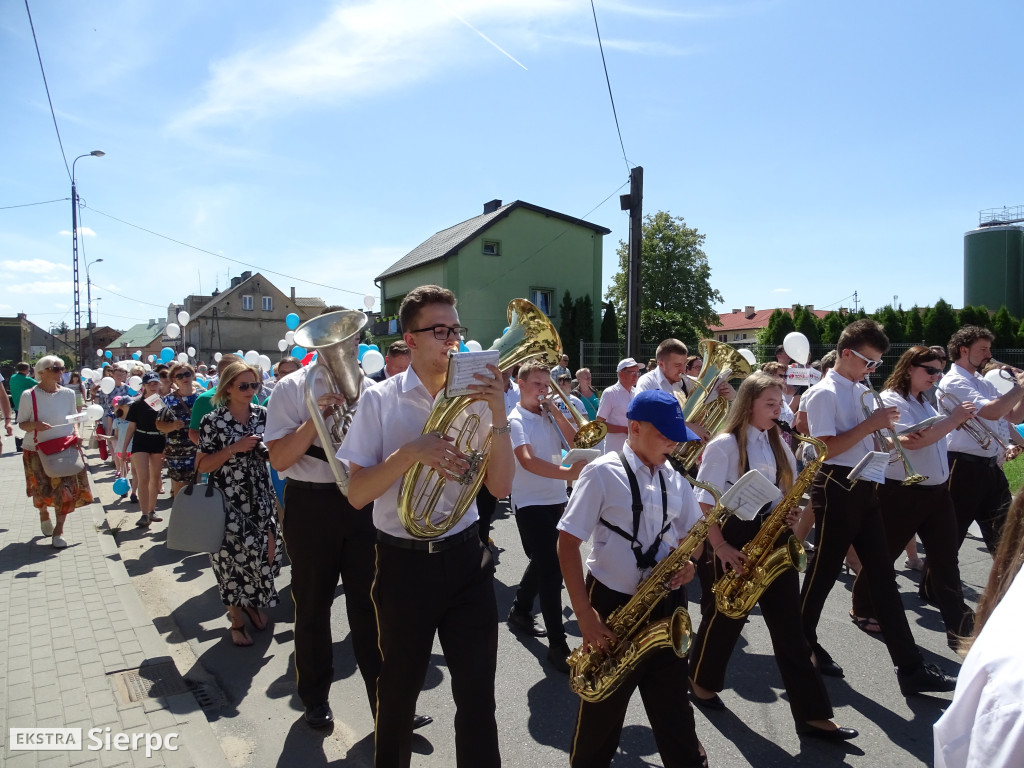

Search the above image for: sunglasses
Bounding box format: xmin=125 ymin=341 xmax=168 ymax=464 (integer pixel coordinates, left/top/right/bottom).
xmin=914 ymin=363 xmax=943 ymax=376
xmin=49 ymin=365 xmax=65 ymax=372
xmin=236 ymin=381 xmax=261 ymax=392
xmin=409 ymin=324 xmax=468 ymax=341
xmin=849 ymin=348 xmax=882 ymax=370
xmin=175 ymin=371 xmax=194 ymax=379
xmin=158 ymin=372 xmax=169 ymax=378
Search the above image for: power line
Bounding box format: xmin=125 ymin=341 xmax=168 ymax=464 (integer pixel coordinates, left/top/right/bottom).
xmin=590 ymin=0 xmax=630 ymax=174
xmin=23 ymin=0 xmax=70 ymax=182
xmin=818 ymin=292 xmax=856 ymax=311
xmin=91 ymin=283 xmax=170 ymax=309
xmin=0 ymin=197 xmax=69 ymax=211
xmin=85 ymin=205 xmax=371 ymax=298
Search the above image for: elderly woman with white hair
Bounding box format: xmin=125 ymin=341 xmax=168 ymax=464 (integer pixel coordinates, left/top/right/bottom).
xmin=16 ymin=354 xmax=93 ymax=548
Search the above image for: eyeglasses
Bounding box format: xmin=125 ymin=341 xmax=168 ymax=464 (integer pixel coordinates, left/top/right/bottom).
xmin=848 ymin=348 xmax=883 ymax=370
xmin=409 ymin=324 xmax=467 ymax=341
xmin=175 ymin=371 xmax=194 ymax=379
xmin=236 ymin=382 xmax=261 ymax=392
xmin=914 ymin=363 xmax=943 ymax=376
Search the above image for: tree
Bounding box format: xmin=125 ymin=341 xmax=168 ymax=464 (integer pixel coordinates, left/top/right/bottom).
xmin=958 ymin=305 xmax=990 ymax=330
xmin=600 ymin=301 xmax=618 ymax=345
xmin=793 ymin=305 xmax=821 ymax=344
xmin=757 ymin=308 xmax=796 ymax=347
xmin=923 ymin=299 xmax=958 ymax=347
xmin=819 ymin=312 xmax=848 ymax=345
xmin=905 ymin=306 xmax=925 ymax=344
xmin=992 ymin=306 xmax=1018 ymax=348
xmin=874 ymin=305 xmax=905 ymax=343
xmin=573 ymin=294 xmax=594 ymax=350
xmin=51 ymin=321 xmax=70 ymax=336
xmin=606 ymin=211 xmax=722 ymax=346
xmin=558 ymin=290 xmax=578 ymax=367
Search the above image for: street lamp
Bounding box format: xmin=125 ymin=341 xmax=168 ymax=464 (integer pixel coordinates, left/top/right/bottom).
xmin=72 ymin=150 xmax=105 ymax=363
xmin=85 ymin=257 xmax=103 ymax=359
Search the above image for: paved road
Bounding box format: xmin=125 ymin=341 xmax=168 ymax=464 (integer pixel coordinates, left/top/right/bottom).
xmin=88 ymin=443 xmax=987 ymax=768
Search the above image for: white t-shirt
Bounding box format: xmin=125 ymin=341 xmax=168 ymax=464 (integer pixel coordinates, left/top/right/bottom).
xmin=508 ymin=404 xmax=568 ymax=509
xmin=802 ymin=369 xmax=875 ymax=468
xmin=596 ymin=381 xmax=634 ymax=454
xmin=17 ymin=386 xmax=77 ymax=451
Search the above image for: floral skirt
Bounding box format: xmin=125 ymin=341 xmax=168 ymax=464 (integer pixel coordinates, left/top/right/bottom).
xmin=23 ymin=450 xmax=93 ymax=512
xmin=164 ymin=432 xmax=198 ymax=482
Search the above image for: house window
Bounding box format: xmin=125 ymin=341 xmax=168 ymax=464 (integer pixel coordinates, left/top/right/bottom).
xmin=718 ymin=334 xmax=727 ymax=342
xmin=242 ymin=295 xmax=253 ymax=311
xmin=530 ymin=288 xmax=553 ymax=315
xmin=262 ymin=296 xmax=273 ymax=311
xmin=482 ymin=240 xmax=500 ymax=256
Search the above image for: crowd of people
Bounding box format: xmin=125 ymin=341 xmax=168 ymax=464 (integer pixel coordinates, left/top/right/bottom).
xmin=3 ymin=290 xmax=1021 ymax=767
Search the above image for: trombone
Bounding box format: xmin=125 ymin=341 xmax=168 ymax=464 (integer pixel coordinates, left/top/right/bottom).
xmin=546 ymin=375 xmax=607 ymax=449
xmin=860 ymin=380 xmax=926 ymax=485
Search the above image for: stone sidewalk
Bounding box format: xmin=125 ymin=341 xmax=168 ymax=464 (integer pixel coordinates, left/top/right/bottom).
xmin=0 ymin=439 xmax=229 ymax=768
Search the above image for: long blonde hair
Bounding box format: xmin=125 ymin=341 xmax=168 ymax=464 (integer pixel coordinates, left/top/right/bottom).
xmin=212 ymin=361 xmax=261 ymax=406
xmin=719 ymin=372 xmax=794 ymax=491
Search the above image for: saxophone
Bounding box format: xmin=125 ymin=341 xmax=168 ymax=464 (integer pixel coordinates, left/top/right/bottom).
xmin=711 ymin=420 xmax=827 ymax=620
xmin=568 ymin=476 xmax=733 ymax=703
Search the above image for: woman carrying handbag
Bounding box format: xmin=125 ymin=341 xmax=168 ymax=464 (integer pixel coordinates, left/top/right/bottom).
xmin=17 ymin=355 xmax=92 ymax=549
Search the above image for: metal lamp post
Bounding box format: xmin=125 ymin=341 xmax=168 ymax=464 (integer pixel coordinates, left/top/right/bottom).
xmin=72 ymin=150 xmax=105 ymax=363
xmin=85 ymin=257 xmax=103 ymax=360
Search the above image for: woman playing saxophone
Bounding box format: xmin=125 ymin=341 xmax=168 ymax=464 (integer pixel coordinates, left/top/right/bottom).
xmin=688 ymin=372 xmax=858 ymax=742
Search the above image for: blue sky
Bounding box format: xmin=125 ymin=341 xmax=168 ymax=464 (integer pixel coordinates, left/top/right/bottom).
xmin=3 ymin=0 xmax=1023 ymax=337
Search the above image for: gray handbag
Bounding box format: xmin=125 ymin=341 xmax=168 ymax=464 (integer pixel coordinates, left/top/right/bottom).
xmin=167 ymin=473 xmax=227 ymax=554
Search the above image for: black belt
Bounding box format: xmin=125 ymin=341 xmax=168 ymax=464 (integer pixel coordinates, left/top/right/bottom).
xmin=377 ymin=523 xmax=479 ymax=554
xmin=285 ymin=478 xmax=339 ymax=491
xmin=949 ymin=451 xmax=999 ymax=468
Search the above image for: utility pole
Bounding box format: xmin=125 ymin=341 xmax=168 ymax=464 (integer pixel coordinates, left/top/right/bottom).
xmin=619 ymin=166 xmax=643 ymax=358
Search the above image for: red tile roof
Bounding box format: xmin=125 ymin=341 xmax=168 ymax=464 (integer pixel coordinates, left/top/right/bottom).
xmin=709 ymin=307 xmax=829 ymax=332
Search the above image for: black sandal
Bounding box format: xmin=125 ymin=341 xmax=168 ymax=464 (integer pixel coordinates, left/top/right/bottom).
xmin=849 ymin=610 xmax=881 ymax=634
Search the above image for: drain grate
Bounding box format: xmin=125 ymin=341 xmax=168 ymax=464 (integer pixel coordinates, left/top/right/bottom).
xmin=110 ymin=662 xmax=189 ymax=705
xmin=188 ymin=679 xmax=227 ymax=714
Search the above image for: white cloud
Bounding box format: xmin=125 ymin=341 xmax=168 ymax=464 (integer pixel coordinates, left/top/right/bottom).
xmin=57 ymin=227 xmax=97 ymax=238
xmin=7 ymin=281 xmax=75 ymax=295
xmin=772 ymin=287 xmax=791 ymax=293
xmin=0 ymin=259 xmax=72 ymax=274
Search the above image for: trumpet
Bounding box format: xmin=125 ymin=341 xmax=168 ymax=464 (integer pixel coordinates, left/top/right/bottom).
xmin=860 ymin=381 xmax=926 ymax=485
xmin=937 ymin=389 xmax=1010 ymax=453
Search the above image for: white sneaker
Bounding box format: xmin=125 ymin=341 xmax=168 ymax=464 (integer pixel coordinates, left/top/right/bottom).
xmin=41 ymin=519 xmax=54 ymax=537
xmin=52 ymin=535 xmax=68 ymax=549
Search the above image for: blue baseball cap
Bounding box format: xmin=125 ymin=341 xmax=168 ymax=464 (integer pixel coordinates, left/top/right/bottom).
xmin=626 ymin=390 xmax=701 ymax=443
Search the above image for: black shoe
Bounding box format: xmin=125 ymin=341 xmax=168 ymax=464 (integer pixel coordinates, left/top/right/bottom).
xmin=898 ymin=663 xmax=957 ymax=696
xmin=796 ymin=723 xmax=859 ymax=741
xmin=304 ymin=702 xmax=334 ymax=728
xmin=689 ymin=686 xmax=726 ymax=712
xmin=412 ymin=714 xmax=433 ymax=730
xmin=546 ymin=642 xmax=571 ymax=674
xmin=508 ymin=608 xmax=547 ymax=637
xmin=812 ymin=643 xmax=844 ymax=678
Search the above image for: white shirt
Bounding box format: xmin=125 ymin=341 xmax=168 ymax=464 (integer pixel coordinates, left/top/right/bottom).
xmin=934 ymin=567 xmax=1024 ymax=768
xmin=635 ymin=366 xmax=685 ymax=396
xmin=508 ymin=404 xmax=568 ymax=509
xmin=693 ymin=426 xmax=796 ymax=506
xmin=17 ymin=386 xmax=77 ymax=451
xmin=503 ymin=381 xmax=521 ymax=415
xmin=337 ymin=366 xmax=488 ymax=539
xmin=558 ymin=443 xmax=702 ymax=595
xmin=264 ymin=363 xmax=335 ymax=484
xmin=555 ymin=393 xmax=587 ymax=424
xmin=596 ymin=381 xmax=634 ymax=454
xmin=939 ymin=364 xmax=1003 ymax=459
xmin=802 ymin=369 xmax=875 ymax=468
xmin=880 ymin=389 xmax=948 ymax=485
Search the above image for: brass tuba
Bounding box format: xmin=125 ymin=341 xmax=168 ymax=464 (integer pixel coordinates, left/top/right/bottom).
xmin=397 ymin=299 xmax=561 ymax=539
xmin=670 ymin=340 xmax=753 ymax=470
xmin=292 ymin=309 xmax=369 ymax=495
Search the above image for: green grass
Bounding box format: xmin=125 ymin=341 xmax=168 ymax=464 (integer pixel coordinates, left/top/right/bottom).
xmin=1006 ymin=459 xmax=1024 ymax=494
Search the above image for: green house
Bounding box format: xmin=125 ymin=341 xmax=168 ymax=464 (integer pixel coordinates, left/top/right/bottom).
xmin=375 ymin=199 xmax=610 ymax=349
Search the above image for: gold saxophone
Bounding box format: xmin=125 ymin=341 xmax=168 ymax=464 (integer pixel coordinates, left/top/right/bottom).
xmin=568 ymin=476 xmax=735 ymax=703
xmin=712 ymin=421 xmax=827 ymax=619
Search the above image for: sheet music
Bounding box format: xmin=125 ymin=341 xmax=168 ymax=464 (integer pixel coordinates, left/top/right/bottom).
xmin=444 ymin=350 xmax=500 ymax=398
xmin=847 ymin=451 xmax=889 ymax=484
xmin=720 ymin=469 xmax=782 ymax=521
xmin=560 ymin=448 xmax=601 ymax=466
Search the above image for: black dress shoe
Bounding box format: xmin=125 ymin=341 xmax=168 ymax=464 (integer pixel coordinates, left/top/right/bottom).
xmin=689 ymin=689 xmax=726 ymax=712
xmin=412 ymin=714 xmax=433 ymax=730
xmin=812 ymin=643 xmax=844 ymax=678
xmin=507 ymin=609 xmax=547 ymax=637
xmin=546 ymin=642 xmax=572 ymax=674
xmin=796 ymin=723 xmax=859 ymax=741
xmin=304 ymin=702 xmax=334 ymax=728
xmin=898 ymin=663 xmax=957 ymax=696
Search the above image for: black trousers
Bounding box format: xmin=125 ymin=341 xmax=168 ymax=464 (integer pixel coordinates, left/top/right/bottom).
xmin=512 ymin=502 xmax=567 ymax=643
xmin=281 ymin=481 xmax=379 ymax=712
xmin=852 ymin=481 xmax=975 ymax=640
xmin=947 ymin=453 xmax=1011 ymax=553
xmin=689 ymin=518 xmax=832 ymax=723
xmin=373 ymin=530 xmax=499 ymax=768
xmin=476 ymin=485 xmax=498 ymax=545
xmin=570 ymin=578 xmax=704 ymax=768
xmin=798 ymin=465 xmax=922 ymax=670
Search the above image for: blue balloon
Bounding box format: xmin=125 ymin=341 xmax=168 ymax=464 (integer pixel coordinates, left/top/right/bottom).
xmin=113 ymin=477 xmax=130 ymax=496
xmin=160 ymin=347 xmax=175 ymax=362
xmin=358 ymin=343 xmax=368 ymax=361
xmin=503 ymin=327 xmax=510 ymax=334
xmin=459 ymin=340 xmax=468 ymax=352
xmin=291 ymin=346 xmax=307 ymax=359
xmin=285 ymin=313 xmax=300 ymax=330
xmin=369 ymin=344 xmax=379 ymax=352
xmin=131 ymin=352 xmax=141 ymax=360
xmin=104 ymin=350 xmax=112 ymax=359
xmin=128 ymin=388 xmax=138 ymax=396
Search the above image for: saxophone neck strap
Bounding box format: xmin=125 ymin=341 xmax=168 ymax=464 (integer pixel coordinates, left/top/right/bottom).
xmin=598 ymin=452 xmax=669 ymax=571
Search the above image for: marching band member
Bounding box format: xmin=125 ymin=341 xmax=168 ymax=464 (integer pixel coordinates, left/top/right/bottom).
xmin=339 ymin=285 xmax=513 ymax=768
xmin=557 ymin=390 xmax=707 ymax=768
xmin=595 ymin=358 xmax=643 ymax=454
xmin=849 ymin=346 xmax=976 ymax=648
xmin=799 ymin=320 xmax=957 ymax=695
xmin=688 ymin=373 xmax=856 ymax=741
xmin=635 ymin=339 xmax=690 ymax=396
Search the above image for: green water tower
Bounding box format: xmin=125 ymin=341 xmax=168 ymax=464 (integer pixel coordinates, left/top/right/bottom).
xmin=965 ymin=206 xmax=1024 ymax=317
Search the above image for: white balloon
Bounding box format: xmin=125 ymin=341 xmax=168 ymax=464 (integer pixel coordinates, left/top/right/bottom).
xmin=81 ymin=367 xmax=93 ymax=380
xmin=187 ymin=346 xmax=196 ymax=357
xmin=285 ymin=331 xmax=295 ymax=344
xmin=465 ymin=340 xmax=483 ymax=353
xmin=96 ymin=349 xmax=104 ymax=358
xmin=783 ymin=331 xmax=810 ymax=365
xmin=143 ymin=363 xmax=152 ymax=371
xmin=985 ymin=368 xmax=1014 ymax=395
xmin=738 ymin=348 xmax=757 ymax=366
xmin=135 ymin=350 xmax=142 ymax=357
xmin=214 ymin=352 xmax=223 ymax=363
xmin=99 ymin=376 xmax=116 ymax=395
xmin=177 ymin=310 xmax=190 ymax=327
xmin=91 ymin=368 xmax=103 ymax=382
xmin=85 ymin=403 xmax=104 ymax=422
xmin=258 ymin=354 xmax=273 ymax=372
xmin=148 ymin=354 xmax=156 ymax=363
xmin=176 ymin=352 xmax=187 ymax=363
xmin=277 ymin=339 xmax=288 ymax=352
xmin=165 ymin=323 xmax=180 ymax=339
xmin=361 ymin=349 xmax=385 ymax=376
xmin=128 ymin=376 xmax=143 ymax=390
xmin=244 ymin=350 xmax=259 ymax=366
xmin=363 ymin=295 xmax=375 ymax=310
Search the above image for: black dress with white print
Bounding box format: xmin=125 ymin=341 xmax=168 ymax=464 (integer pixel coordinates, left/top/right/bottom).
xmin=198 ymin=404 xmax=283 ymax=608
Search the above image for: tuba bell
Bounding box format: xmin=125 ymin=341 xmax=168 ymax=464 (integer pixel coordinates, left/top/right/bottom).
xmin=398 ymin=298 xmax=561 ymax=539
xmin=292 ymin=309 xmax=369 ymax=495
